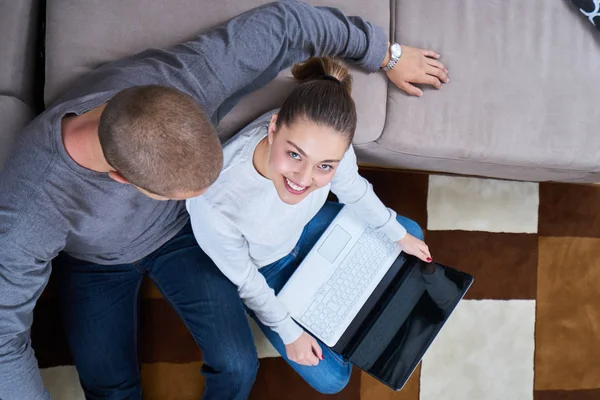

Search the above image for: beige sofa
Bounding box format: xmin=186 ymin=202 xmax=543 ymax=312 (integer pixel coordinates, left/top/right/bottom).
xmin=2 ymin=0 xmax=600 ymax=182
xmin=0 ymin=0 xmax=39 ymax=169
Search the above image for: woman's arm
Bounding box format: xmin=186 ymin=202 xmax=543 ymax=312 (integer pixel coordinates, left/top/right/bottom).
xmin=186 ymin=197 xmax=303 ymax=345
xmin=330 ymin=146 xmax=433 ymax=262
xmin=330 ymin=146 xmax=407 ymax=241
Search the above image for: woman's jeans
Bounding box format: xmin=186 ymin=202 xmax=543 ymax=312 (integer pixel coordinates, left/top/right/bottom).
xmin=251 ymin=201 xmax=424 ymax=394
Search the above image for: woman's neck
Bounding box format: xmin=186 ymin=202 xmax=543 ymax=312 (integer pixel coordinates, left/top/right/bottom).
xmin=252 ymin=136 xmax=271 ymax=180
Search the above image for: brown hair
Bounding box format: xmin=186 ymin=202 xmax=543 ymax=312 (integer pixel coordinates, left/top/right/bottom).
xmin=277 ymin=57 xmax=356 ymax=143
xmin=98 ymin=85 xmax=223 ymax=196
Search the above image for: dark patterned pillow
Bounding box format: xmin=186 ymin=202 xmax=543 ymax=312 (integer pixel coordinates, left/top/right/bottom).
xmin=571 ymin=0 xmax=600 ymax=30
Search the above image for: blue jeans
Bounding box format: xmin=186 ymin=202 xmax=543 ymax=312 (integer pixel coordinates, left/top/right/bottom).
xmin=251 ymin=202 xmax=424 ymax=394
xmin=54 ymin=222 xmax=258 ymax=400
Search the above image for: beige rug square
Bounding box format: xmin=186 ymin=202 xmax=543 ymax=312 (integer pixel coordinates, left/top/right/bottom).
xmin=41 ymin=366 xmax=84 ymax=400
xmin=420 ymin=300 xmax=535 ymax=400
xmin=427 ymin=176 xmax=539 ymax=233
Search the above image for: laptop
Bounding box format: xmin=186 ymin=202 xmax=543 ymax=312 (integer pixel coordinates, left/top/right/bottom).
xmin=277 ymin=205 xmax=473 ymax=390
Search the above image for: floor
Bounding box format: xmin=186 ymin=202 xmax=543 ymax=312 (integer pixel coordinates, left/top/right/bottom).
xmin=33 ymin=167 xmax=600 ymax=399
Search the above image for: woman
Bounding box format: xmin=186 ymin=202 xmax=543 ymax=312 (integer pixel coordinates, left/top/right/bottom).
xmin=186 ymin=57 xmax=432 ymax=394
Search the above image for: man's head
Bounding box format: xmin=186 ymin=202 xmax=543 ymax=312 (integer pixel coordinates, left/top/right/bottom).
xmin=98 ymin=85 xmax=223 ymax=200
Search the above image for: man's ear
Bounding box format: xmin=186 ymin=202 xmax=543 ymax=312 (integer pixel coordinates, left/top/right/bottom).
xmin=267 ymin=114 xmax=278 ymax=145
xmin=108 ymin=170 xmax=130 ymax=185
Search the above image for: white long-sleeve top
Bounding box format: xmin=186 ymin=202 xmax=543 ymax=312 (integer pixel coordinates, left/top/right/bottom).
xmin=186 ymin=111 xmax=407 ymax=344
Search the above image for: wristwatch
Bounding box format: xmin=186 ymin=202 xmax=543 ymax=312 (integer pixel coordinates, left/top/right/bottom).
xmin=382 ymin=43 xmax=402 ymax=72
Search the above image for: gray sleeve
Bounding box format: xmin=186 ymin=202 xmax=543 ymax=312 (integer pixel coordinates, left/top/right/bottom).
xmin=144 ymin=0 xmax=388 ymax=124
xmin=0 ymin=240 xmax=53 ymax=400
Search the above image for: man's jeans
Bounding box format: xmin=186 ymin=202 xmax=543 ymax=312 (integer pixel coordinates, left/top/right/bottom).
xmin=54 ymin=222 xmax=258 ymax=400
xmin=251 ymin=202 xmax=424 ymax=394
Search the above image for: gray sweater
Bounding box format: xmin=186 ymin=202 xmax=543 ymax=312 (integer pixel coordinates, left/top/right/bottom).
xmin=0 ymin=2 xmax=387 ymax=398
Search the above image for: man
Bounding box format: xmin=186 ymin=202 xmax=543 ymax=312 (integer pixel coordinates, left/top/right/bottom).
xmin=0 ymin=1 xmax=448 ymax=399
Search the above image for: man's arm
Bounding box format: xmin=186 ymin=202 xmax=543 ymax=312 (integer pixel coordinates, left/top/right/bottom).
xmin=125 ymin=0 xmax=388 ymax=124
xmin=88 ymin=1 xmax=446 ymax=121
xmin=180 ymin=1 xmax=389 ymax=123
xmin=169 ymin=1 xmax=448 ymax=120
xmin=0 ymin=241 xmax=53 ymax=400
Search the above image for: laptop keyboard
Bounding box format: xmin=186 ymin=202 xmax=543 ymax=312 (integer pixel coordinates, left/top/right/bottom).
xmin=299 ymin=227 xmax=398 ymax=344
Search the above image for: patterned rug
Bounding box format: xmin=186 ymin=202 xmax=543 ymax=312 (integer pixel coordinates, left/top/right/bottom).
xmin=33 ymin=168 xmax=600 ymax=399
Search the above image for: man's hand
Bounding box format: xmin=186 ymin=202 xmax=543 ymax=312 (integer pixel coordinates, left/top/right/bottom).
xmin=382 ymin=44 xmax=449 ymax=97
xmin=285 ymin=332 xmax=323 ymax=366
xmin=399 ymin=233 xmax=432 ymax=262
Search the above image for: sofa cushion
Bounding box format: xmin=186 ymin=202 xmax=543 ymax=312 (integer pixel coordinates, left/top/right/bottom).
xmin=377 ymin=0 xmax=600 ymax=181
xmin=0 ymin=0 xmax=39 ymax=104
xmin=0 ymin=96 xmax=34 ymax=170
xmin=44 ymin=0 xmax=389 ymax=144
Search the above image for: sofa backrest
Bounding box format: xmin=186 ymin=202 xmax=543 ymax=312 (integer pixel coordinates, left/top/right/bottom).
xmin=0 ymin=0 xmax=40 ymax=105
xmin=0 ymin=0 xmax=40 ymax=169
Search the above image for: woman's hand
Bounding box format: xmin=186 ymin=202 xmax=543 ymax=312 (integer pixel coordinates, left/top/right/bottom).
xmin=384 ymin=44 xmax=449 ymax=97
xmin=285 ymin=332 xmax=323 ymax=367
xmin=399 ymin=233 xmax=432 ymax=263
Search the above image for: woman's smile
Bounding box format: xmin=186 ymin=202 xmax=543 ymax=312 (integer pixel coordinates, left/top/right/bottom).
xmin=283 ymin=176 xmax=310 ymax=195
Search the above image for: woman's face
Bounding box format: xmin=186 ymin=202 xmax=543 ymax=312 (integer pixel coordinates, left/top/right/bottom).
xmin=265 ymin=114 xmax=349 ymax=205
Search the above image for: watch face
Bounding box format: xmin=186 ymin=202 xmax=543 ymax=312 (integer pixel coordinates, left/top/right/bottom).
xmin=391 ymin=44 xmax=402 ymax=58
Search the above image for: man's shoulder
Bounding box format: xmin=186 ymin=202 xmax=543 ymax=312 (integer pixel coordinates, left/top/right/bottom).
xmin=0 ymin=111 xmax=76 ymax=237
xmin=0 ymin=152 xmax=66 ymax=222
xmin=0 ymin=159 xmax=70 ymax=259
xmin=1 ymin=115 xmax=59 ymax=191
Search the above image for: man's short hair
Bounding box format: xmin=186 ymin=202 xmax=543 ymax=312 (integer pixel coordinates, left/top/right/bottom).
xmin=98 ymin=85 xmax=223 ymax=196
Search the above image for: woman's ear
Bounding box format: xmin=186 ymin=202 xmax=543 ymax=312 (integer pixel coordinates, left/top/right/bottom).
xmin=108 ymin=170 xmax=130 ymax=185
xmin=267 ymin=114 xmax=278 ymax=145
